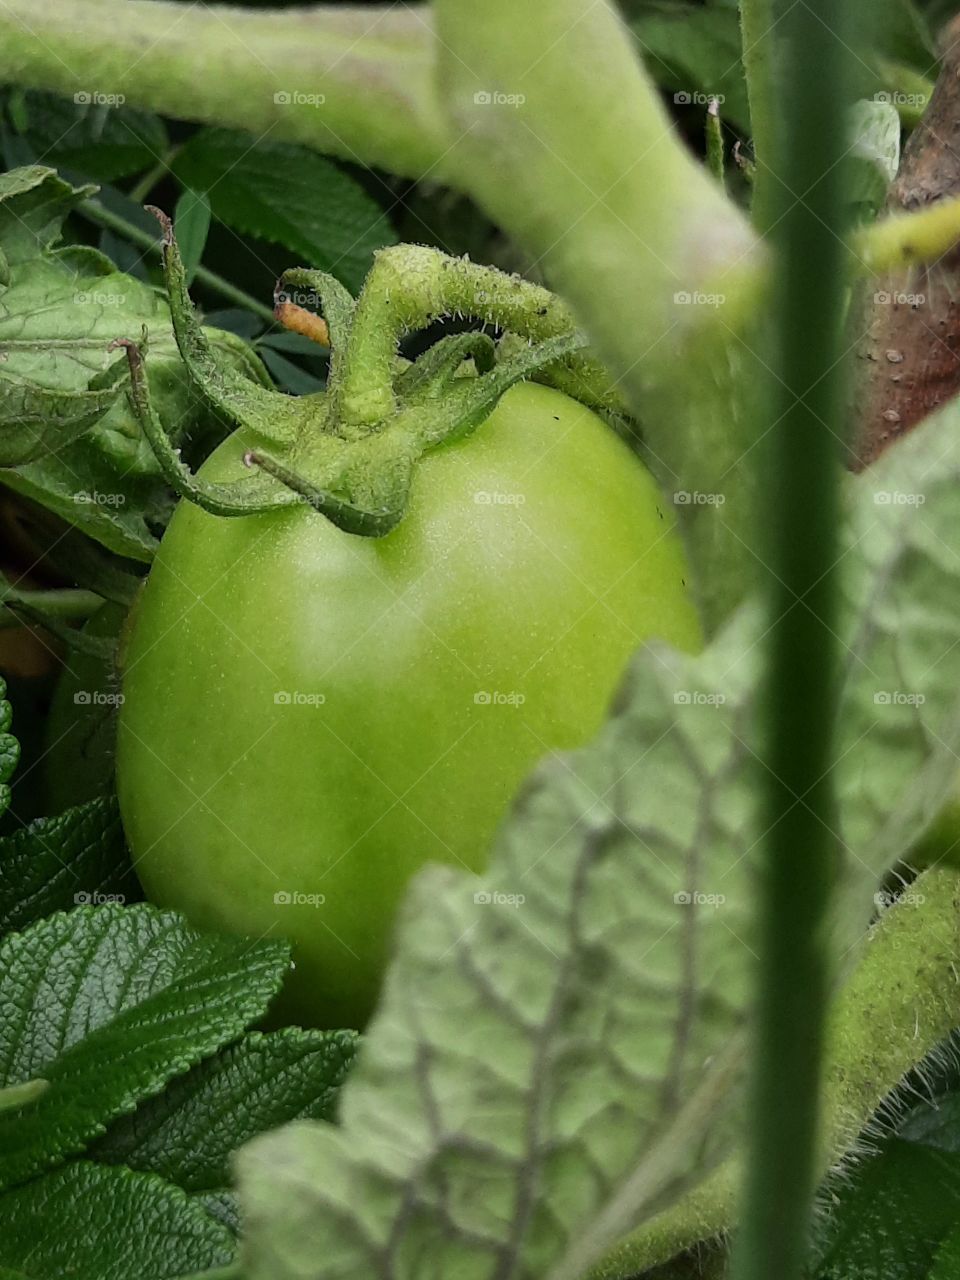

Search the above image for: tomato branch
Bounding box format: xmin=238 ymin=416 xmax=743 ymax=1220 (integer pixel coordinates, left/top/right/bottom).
xmin=0 ymin=0 xmax=446 ymax=177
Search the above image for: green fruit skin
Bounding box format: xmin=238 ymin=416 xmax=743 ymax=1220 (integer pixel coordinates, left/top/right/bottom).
xmin=116 ymin=382 xmax=701 ymax=1028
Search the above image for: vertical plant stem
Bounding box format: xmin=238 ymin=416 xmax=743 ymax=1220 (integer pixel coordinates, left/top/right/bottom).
xmin=740 ymin=0 xmax=778 ymax=230
xmin=732 ymin=2 xmax=852 ymax=1279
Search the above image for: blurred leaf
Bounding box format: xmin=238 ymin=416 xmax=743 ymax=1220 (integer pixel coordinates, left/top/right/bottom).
xmin=173 ymin=128 xmax=395 ymax=292
xmin=4 ymin=90 xmax=168 ymax=181
xmin=174 ymin=186 xmax=211 ymax=284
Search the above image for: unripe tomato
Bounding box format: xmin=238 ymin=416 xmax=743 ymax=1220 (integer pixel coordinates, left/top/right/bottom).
xmin=117 ymin=382 xmax=701 ymax=1027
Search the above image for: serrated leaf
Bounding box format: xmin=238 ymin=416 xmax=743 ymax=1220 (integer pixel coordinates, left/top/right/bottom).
xmin=0 ymin=795 xmax=138 ymax=937
xmin=173 ymin=128 xmax=395 ymax=292
xmin=0 ymin=679 xmax=18 ymax=820
xmin=0 ymin=903 xmax=290 ymax=1189
xmin=94 ymin=1027 xmax=357 ymax=1196
xmin=0 ymin=1161 xmax=234 ymax=1280
xmin=0 ymin=166 xmax=269 ymax=559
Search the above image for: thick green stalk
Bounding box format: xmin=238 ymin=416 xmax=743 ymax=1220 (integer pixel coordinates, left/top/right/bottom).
xmin=733 ymin=1 xmax=853 ymax=1278
xmin=0 ymin=0 xmax=445 ymax=176
xmin=433 ymin=0 xmax=765 ymax=631
xmin=594 ymin=869 xmax=960 ymax=1277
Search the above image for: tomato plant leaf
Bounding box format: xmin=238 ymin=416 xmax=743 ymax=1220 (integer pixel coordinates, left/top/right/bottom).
xmin=172 ymin=128 xmax=396 ymax=293
xmin=0 ymin=904 xmax=290 ymax=1190
xmin=0 ymin=679 xmax=17 ymax=821
xmin=0 ymin=1161 xmax=235 ymax=1280
xmin=0 ymin=165 xmax=269 ymax=560
xmin=833 ymin=400 xmax=960 ymax=923
xmin=238 ymin=605 xmax=763 ymax=1280
xmin=92 ymin=1027 xmax=357 ymax=1201
xmin=3 ymin=90 xmax=170 ymax=182
xmin=0 ymin=795 xmax=138 ymax=938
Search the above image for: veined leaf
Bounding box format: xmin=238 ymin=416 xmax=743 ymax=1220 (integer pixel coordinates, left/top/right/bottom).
xmin=0 ymin=904 xmax=290 ymax=1189
xmin=0 ymin=679 xmax=17 ymax=821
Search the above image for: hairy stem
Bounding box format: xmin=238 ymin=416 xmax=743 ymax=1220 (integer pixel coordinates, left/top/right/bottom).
xmin=0 ymin=0 xmax=445 ymax=177
xmin=337 ymin=244 xmax=620 ymax=429
xmin=433 ymin=0 xmax=765 ymax=632
xmin=593 ymin=869 xmax=960 ymax=1278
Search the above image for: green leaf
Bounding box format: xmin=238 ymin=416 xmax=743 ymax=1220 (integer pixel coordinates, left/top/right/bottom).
xmin=0 ymin=166 xmax=269 ymax=560
xmin=94 ymin=1028 xmax=357 ymax=1196
xmin=627 ymin=3 xmax=750 ymax=131
xmin=0 ymin=678 xmax=17 ymax=820
xmin=7 ymin=90 xmax=169 ymax=182
xmin=931 ymin=1226 xmax=960 ymax=1280
xmin=832 ymin=400 xmax=960 ymax=924
xmin=172 ymin=128 xmax=395 ymax=292
xmin=0 ymin=903 xmax=290 ymax=1189
xmin=0 ymin=795 xmax=138 ymax=937
xmin=814 ymin=1140 xmax=960 ymax=1279
xmin=0 ymin=1161 xmax=235 ymax=1280
xmin=843 ymin=100 xmax=901 ymax=225
xmin=174 ymin=186 xmax=212 ymax=284
xmin=238 ymin=606 xmax=762 ymax=1280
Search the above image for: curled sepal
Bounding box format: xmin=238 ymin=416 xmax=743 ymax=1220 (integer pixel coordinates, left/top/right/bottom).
xmin=147 ymin=206 xmax=306 ymax=446
xmin=275 ymin=268 xmax=355 ymax=352
xmin=0 ymin=353 xmax=129 ymax=467
xmin=404 ymin=330 xmax=589 ymax=450
xmin=244 ymin=448 xmax=408 ymax=537
xmin=109 ymin=338 xmax=300 ymax=519
xmin=397 ymin=332 xmax=497 ymax=402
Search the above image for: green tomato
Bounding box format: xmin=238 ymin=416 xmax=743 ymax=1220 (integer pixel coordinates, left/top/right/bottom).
xmin=117 ymin=382 xmax=701 ymax=1028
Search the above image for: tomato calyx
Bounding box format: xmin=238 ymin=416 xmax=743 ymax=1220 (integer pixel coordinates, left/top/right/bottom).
xmin=112 ymin=209 xmax=631 ymax=537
